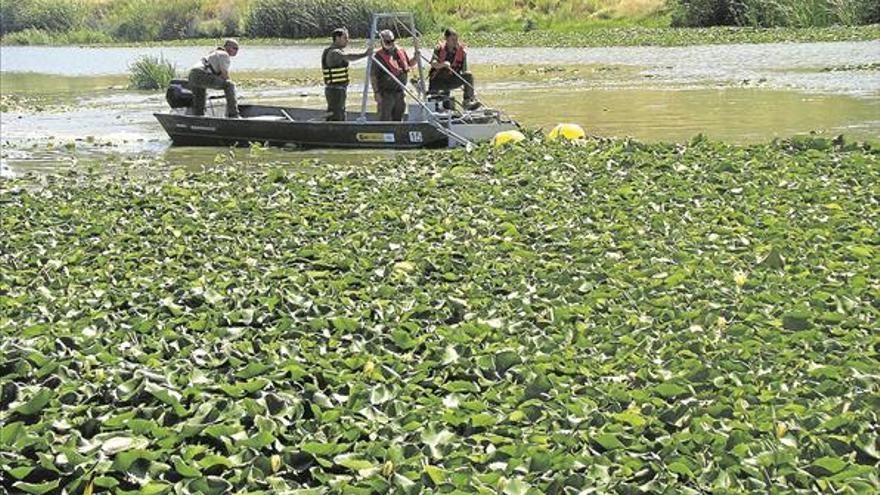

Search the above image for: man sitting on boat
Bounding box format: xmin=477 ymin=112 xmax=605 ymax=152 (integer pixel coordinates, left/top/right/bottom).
xmin=429 ymin=28 xmax=481 ymax=110
xmin=371 ymin=29 xmax=417 ymax=122
xmin=187 ymin=39 xmax=240 ymax=118
xmin=322 ymin=27 xmax=372 ymax=121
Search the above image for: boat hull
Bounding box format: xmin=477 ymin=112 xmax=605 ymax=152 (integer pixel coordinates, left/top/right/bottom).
xmin=154 ymin=104 xmax=503 ymax=149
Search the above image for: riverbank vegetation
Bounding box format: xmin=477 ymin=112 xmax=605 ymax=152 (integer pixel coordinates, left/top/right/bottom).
xmin=2 ymin=137 xmax=879 ymax=494
xmin=128 ymin=55 xmax=177 ymax=90
xmin=1 ymin=0 xmax=878 ymax=45
xmin=672 ymin=0 xmax=880 ymax=28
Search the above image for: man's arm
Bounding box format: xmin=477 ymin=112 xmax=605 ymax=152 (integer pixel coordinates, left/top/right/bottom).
xmin=342 ymin=47 xmax=371 ymax=62
xmin=429 ymin=48 xmax=450 ymax=71
xmin=407 ymin=50 xmax=419 ymax=67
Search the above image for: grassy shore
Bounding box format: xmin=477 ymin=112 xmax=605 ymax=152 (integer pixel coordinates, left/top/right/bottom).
xmin=4 ymin=24 xmax=879 ymax=48
xmin=2 ymin=137 xmax=879 ymax=494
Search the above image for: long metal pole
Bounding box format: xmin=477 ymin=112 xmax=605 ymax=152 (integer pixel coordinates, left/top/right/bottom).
xmin=368 ymin=53 xmax=471 ymax=148
xmin=399 ymin=15 xmax=426 ymax=97
xmin=359 ymin=15 xmax=380 ymax=122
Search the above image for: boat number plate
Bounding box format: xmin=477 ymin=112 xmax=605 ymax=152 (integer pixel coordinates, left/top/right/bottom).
xmin=356 ymin=132 xmax=396 ymax=143
xmin=409 ymin=131 xmax=423 ymax=143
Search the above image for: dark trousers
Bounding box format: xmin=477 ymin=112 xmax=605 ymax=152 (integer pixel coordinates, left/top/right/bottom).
xmin=377 ymin=91 xmax=406 ymax=121
xmin=187 ymin=68 xmax=239 ymax=118
xmin=325 ymin=85 xmax=347 ymax=121
xmin=429 ymin=71 xmax=475 ymax=100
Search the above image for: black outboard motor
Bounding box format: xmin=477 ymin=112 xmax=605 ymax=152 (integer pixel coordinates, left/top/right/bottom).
xmin=165 ymin=79 xmax=193 ymax=109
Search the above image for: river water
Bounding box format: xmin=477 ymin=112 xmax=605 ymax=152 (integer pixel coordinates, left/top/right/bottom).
xmin=1 ymin=41 xmax=878 ymax=174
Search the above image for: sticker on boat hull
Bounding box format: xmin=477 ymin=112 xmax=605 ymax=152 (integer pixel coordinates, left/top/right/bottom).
xmin=356 ymin=132 xmax=395 ymax=143
xmin=174 ymin=124 xmax=218 ymax=132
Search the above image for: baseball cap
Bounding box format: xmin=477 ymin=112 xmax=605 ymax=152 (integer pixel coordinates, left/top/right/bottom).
xmin=379 ymin=29 xmax=395 ymax=42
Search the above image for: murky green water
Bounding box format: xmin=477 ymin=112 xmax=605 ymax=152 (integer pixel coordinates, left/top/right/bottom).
xmin=2 ymin=41 xmax=878 ymax=175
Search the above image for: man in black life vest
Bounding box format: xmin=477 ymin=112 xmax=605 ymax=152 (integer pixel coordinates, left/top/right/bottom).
xmin=322 ymin=27 xmax=371 ymax=122
xmin=188 ymin=38 xmax=240 ymax=118
xmin=429 ymin=28 xmax=480 ymax=110
xmin=371 ymin=29 xmax=417 ymax=122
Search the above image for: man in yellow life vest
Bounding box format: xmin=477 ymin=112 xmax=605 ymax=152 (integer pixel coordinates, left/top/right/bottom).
xmin=429 ymin=28 xmax=480 ymax=110
xmin=371 ymin=29 xmax=417 ymax=122
xmin=322 ymin=27 xmax=371 ymax=121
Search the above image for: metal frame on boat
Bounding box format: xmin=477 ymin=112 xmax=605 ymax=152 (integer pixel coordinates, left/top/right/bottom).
xmin=155 ymin=12 xmax=517 ymax=150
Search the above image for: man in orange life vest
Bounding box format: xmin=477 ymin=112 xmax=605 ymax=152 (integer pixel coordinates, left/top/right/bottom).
xmin=371 ymin=29 xmax=416 ymax=121
xmin=429 ymin=28 xmax=479 ymax=110
xmin=322 ymin=27 xmax=371 ymax=121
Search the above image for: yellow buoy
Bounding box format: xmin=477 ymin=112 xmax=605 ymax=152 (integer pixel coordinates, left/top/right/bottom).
xmin=492 ymin=130 xmax=526 ymax=147
xmin=548 ymin=123 xmax=586 ymax=141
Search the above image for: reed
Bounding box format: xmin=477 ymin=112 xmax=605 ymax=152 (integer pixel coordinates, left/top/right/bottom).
xmin=128 ymin=54 xmax=176 ymax=90
xmin=672 ymin=0 xmax=880 ymax=27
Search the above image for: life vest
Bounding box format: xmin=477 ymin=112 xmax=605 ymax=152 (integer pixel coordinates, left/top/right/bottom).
xmin=436 ymin=43 xmax=466 ymax=71
xmin=376 ymin=47 xmax=410 ymax=78
xmin=322 ymin=46 xmax=350 ymax=86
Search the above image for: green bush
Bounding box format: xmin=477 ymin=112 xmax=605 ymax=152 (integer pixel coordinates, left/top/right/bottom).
xmin=195 ymin=18 xmax=231 ymax=38
xmin=106 ymin=0 xmax=201 ymax=42
xmin=106 ymin=0 xmax=159 ymax=41
xmin=671 ymin=0 xmax=737 ymax=27
xmin=129 ymin=55 xmax=177 ymax=90
xmin=153 ymin=0 xmax=201 ymax=40
xmin=837 ymin=0 xmax=880 ymax=24
xmin=1 ymin=28 xmax=57 ymax=45
xmin=0 ymin=0 xmax=89 ymax=35
xmin=63 ymin=28 xmax=114 ymax=44
xmin=0 ymin=2 xmax=19 ymax=36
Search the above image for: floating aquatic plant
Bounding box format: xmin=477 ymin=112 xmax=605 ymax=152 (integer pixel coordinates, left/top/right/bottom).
xmin=1 ymin=138 xmax=878 ymax=494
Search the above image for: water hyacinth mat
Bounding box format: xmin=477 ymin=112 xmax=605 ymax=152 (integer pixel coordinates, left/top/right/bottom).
xmin=1 ymin=137 xmax=878 ymax=494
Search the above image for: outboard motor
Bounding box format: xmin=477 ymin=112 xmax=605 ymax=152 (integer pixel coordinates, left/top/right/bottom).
xmin=165 ymin=79 xmax=193 ymax=109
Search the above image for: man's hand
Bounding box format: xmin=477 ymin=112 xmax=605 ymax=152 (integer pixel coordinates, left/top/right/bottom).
xmin=442 ymin=61 xmax=452 ymax=70
xmin=374 ymin=93 xmax=382 ymax=105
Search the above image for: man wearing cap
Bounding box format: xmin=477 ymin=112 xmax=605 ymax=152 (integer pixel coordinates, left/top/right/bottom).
xmin=429 ymin=28 xmax=480 ymax=110
xmin=188 ymin=39 xmax=240 ymax=118
xmin=371 ymin=29 xmax=416 ymax=122
xmin=322 ymin=28 xmax=371 ymax=121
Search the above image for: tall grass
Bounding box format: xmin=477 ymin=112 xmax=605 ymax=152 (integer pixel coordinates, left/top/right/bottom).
xmin=129 ymin=54 xmax=176 ymax=90
xmin=672 ymin=0 xmax=880 ymax=27
xmin=245 ymin=0 xmax=382 ymax=38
